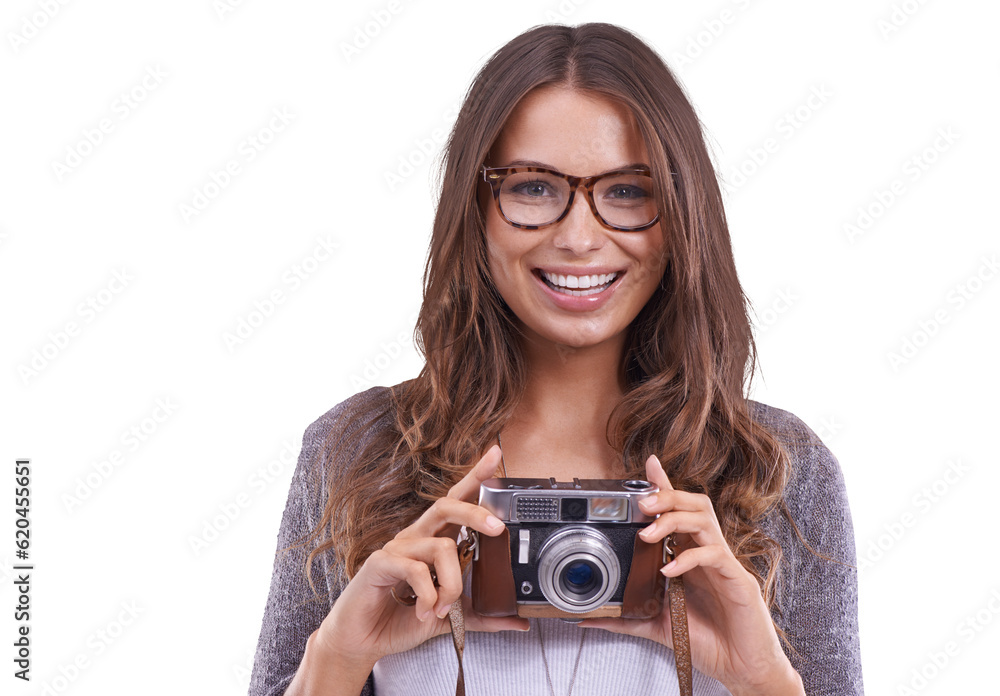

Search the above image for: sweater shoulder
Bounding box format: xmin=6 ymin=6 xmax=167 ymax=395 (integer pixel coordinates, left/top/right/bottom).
xmin=304 ymin=385 xmax=397 ymax=448
xmin=746 ymin=400 xmax=825 ymax=449
xmin=296 ymin=386 xmax=399 ymax=502
xmin=746 ymin=400 xmax=843 ymax=492
xmin=746 ymin=402 xmax=863 ymax=693
xmin=747 ymin=400 xmax=855 ymax=562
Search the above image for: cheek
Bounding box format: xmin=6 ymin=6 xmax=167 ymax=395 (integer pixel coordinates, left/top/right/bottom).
xmin=623 ymin=230 xmax=669 ymax=286
xmin=485 ymin=203 xmax=536 ymax=278
xmin=485 ymin=228 xmax=522 ymax=291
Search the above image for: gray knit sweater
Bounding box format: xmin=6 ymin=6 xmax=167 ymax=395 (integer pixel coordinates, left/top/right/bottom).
xmin=249 ymin=387 xmax=863 ymax=695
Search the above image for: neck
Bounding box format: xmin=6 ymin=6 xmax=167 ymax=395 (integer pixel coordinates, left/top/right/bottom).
xmin=501 ymin=331 xmax=628 ymax=479
xmin=518 ymin=333 xmax=626 ymax=420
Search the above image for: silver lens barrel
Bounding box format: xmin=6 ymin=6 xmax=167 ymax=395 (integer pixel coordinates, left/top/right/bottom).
xmin=537 ymin=527 xmax=620 ymax=614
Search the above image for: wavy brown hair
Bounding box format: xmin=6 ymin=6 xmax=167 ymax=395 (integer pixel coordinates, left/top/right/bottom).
xmin=306 ymin=23 xmax=792 ymax=610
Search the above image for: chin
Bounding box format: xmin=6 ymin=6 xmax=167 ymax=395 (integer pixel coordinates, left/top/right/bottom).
xmin=537 ymin=326 xmax=622 ymax=352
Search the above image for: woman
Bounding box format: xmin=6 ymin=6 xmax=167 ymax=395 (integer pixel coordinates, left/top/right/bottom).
xmin=249 ymin=23 xmax=862 ymax=696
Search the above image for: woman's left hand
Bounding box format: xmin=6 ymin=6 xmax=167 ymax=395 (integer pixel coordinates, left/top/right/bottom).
xmin=580 ymin=455 xmax=804 ymax=696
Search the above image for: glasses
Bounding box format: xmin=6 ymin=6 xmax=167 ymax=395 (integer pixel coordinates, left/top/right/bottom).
xmin=482 ymin=165 xmax=661 ymax=232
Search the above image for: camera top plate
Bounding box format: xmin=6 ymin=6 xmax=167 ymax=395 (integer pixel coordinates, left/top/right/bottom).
xmin=479 ymin=477 xmax=659 ymax=524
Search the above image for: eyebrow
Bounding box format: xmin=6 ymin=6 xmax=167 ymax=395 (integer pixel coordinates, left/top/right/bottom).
xmin=504 ymin=158 xmax=651 ymax=174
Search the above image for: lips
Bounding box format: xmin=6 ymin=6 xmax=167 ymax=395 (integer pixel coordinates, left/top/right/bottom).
xmin=538 ymin=270 xmax=620 ymax=296
xmin=530 ymin=267 xmax=625 ymax=310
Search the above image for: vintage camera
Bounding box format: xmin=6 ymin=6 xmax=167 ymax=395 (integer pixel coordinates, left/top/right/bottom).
xmin=471 ymin=477 xmax=667 ymax=620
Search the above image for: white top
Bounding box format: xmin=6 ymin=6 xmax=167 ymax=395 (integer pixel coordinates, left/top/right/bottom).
xmin=373 ymin=614 xmax=731 ymax=696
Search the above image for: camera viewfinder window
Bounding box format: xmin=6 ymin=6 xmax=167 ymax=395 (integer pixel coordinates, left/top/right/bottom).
xmin=588 ymin=497 xmax=629 ymax=521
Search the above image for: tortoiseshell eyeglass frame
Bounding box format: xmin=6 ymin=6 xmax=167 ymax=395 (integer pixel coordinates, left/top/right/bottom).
xmin=481 ymin=164 xmax=663 ymax=232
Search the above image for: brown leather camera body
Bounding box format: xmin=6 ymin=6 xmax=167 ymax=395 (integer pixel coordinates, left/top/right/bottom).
xmin=470 ymin=477 xmax=668 ymax=620
xmin=472 ymin=527 xmax=666 ymax=618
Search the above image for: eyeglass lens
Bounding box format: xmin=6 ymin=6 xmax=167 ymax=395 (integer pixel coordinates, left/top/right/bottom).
xmin=498 ymin=171 xmax=656 ymax=229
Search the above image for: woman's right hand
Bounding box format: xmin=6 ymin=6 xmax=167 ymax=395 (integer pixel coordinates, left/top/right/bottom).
xmin=311 ymin=444 xmax=528 ymax=670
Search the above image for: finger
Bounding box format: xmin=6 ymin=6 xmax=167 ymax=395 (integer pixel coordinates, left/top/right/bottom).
xmin=365 ymin=549 xmax=442 ymax=621
xmin=638 ymin=488 xmax=713 ymax=515
xmin=426 ymin=539 xmax=463 ymax=618
xmin=660 ymin=544 xmax=746 ymax=581
xmin=638 ymin=510 xmax=726 ymax=547
xmin=383 ymin=536 xmax=465 ymax=619
xmin=397 ymin=495 xmax=505 ymax=540
xmin=447 ymin=444 xmax=503 ymax=501
xmin=637 ymin=457 xmax=714 ymax=516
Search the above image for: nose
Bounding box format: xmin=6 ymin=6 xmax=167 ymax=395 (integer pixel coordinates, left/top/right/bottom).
xmin=551 ymin=188 xmax=604 ymax=255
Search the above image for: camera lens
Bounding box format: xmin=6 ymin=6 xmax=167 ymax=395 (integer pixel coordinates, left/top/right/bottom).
xmin=561 ymin=560 xmax=600 ymax=598
xmin=565 ymin=561 xmax=594 ymax=588
xmin=537 ymin=527 xmax=620 ymax=614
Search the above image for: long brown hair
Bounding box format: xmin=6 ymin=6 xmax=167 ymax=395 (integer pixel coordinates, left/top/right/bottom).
xmin=307 ymin=23 xmax=791 ymax=609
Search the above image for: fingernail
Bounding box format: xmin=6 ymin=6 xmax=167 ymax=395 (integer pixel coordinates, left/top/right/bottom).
xmin=638 ymin=524 xmax=654 ymax=539
xmin=638 ymin=497 xmax=653 ymax=509
xmin=436 ymin=606 xmax=450 ymax=619
xmin=661 ymin=560 xmax=677 ymax=575
xmin=486 ymin=515 xmax=503 ymax=531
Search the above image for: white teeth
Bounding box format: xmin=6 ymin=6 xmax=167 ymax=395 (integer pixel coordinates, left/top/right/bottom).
xmin=541 ymin=271 xmax=619 ymax=295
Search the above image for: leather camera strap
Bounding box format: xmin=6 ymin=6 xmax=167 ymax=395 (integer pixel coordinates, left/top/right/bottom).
xmin=449 ymin=535 xmax=476 ymax=696
xmin=448 ymin=535 xmax=692 ymax=696
xmin=667 ymin=574 xmax=693 ymax=696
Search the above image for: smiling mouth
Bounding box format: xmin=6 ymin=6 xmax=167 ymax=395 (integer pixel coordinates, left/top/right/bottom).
xmin=536 ymin=270 xmax=622 ymax=297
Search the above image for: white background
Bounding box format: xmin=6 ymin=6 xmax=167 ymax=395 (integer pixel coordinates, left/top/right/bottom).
xmin=1 ymin=1 xmax=998 ymax=694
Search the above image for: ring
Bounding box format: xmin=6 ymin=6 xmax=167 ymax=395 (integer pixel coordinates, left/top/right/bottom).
xmin=390 ymin=586 xmax=417 ymax=606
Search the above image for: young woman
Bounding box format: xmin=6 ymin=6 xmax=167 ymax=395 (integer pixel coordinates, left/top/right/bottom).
xmin=249 ymin=23 xmax=862 ymax=696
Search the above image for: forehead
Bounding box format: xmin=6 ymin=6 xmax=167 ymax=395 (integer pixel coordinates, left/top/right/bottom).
xmin=491 ymin=86 xmax=649 ymax=175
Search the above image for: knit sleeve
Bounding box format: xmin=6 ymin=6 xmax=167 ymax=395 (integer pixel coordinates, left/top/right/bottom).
xmin=754 ymin=404 xmax=864 ymax=696
xmin=248 ymin=390 xmax=391 ymax=696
